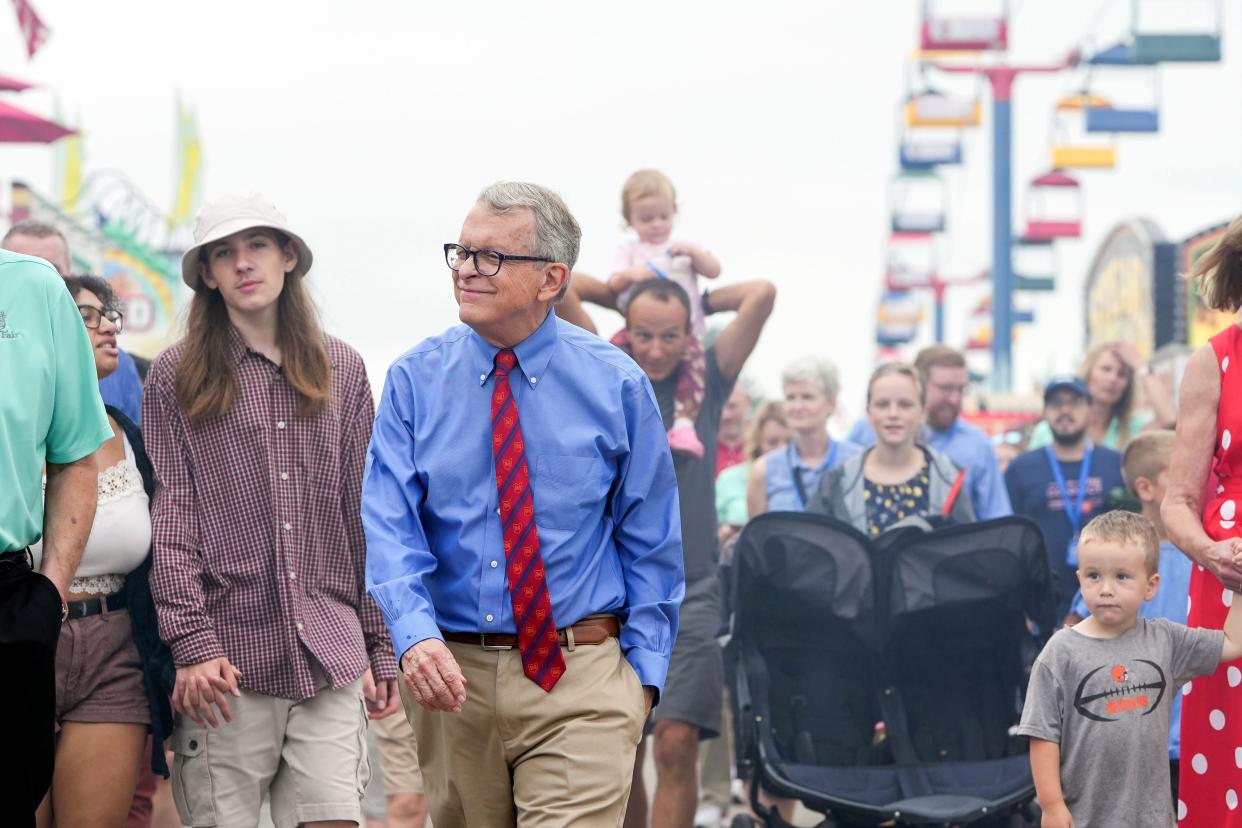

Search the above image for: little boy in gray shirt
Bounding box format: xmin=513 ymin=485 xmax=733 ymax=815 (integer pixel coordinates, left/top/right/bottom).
xmin=1017 ymin=511 xmax=1242 ymax=827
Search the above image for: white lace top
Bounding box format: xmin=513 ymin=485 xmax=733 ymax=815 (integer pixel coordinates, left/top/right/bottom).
xmin=31 ymin=433 xmax=151 ymax=595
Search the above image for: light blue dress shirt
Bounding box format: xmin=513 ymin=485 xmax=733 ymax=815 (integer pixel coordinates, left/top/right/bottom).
xmin=847 ymin=417 xmax=1012 ymax=520
xmin=764 ymin=438 xmax=864 ymax=512
xmin=363 ymin=310 xmax=685 ymax=692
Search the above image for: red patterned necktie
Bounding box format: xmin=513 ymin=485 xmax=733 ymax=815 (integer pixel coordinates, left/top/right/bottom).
xmin=491 ymin=349 xmax=566 ymax=692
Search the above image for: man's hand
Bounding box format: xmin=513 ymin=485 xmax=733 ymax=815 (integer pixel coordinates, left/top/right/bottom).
xmin=400 ymin=639 xmax=468 ymax=713
xmin=172 ymin=656 xmax=242 ymax=728
xmin=1040 ymin=800 xmax=1075 ymax=828
xmin=362 ymin=668 xmax=402 ymax=719
xmin=643 ymin=686 xmax=656 ymax=718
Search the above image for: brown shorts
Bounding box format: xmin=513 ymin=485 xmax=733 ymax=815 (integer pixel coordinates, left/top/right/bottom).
xmin=55 ymin=605 xmax=149 ymax=727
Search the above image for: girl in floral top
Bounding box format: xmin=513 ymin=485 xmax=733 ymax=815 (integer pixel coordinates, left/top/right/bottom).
xmin=810 ymin=362 xmax=974 ymax=534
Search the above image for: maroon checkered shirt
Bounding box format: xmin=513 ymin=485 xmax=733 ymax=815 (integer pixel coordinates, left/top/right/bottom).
xmin=143 ymin=328 xmax=397 ymax=700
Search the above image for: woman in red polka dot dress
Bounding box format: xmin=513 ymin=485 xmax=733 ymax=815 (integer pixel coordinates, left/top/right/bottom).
xmin=1166 ymin=217 xmax=1242 ymax=826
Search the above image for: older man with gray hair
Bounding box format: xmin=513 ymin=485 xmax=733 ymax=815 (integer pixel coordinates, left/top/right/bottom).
xmin=363 ymin=182 xmax=685 ymax=826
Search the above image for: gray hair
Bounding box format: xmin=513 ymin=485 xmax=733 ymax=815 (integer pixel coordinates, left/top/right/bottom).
xmin=477 ymin=182 xmax=581 ymax=300
xmin=3 ymin=219 xmax=66 ymax=245
xmin=781 ymin=355 xmax=841 ymax=401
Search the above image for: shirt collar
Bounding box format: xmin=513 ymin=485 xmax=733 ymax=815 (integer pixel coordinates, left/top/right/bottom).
xmin=787 ymin=439 xmax=836 ymax=473
xmin=471 ymin=308 xmax=558 ymax=389
xmin=227 ymin=325 xmax=251 ymax=365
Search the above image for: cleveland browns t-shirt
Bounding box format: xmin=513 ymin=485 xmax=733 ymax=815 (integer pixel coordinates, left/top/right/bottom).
xmin=1018 ymin=619 xmax=1223 ymax=827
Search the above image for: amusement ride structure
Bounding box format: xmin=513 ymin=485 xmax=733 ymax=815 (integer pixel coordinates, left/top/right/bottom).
xmin=878 ymin=0 xmax=1225 ymax=391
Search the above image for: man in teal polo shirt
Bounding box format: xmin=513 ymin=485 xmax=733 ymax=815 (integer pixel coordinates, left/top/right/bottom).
xmin=0 ymin=250 xmax=112 ymax=825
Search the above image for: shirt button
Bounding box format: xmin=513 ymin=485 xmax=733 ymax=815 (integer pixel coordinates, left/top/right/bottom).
xmin=283 ymin=522 xmax=292 ymax=531
xmin=490 ymin=560 xmax=498 ymax=568
xmin=485 ymin=614 xmax=494 ymax=622
xmin=296 ymin=622 xmax=304 ymax=631
xmin=480 ymin=373 xmax=487 ymax=382
xmin=496 ymin=508 xmax=501 ymax=516
xmin=288 ymin=571 xmax=296 ymax=580
xmin=530 ymin=377 xmax=538 ymax=385
xmin=276 ymin=421 xmax=286 ymax=429
xmin=280 ymin=472 xmax=289 ymax=481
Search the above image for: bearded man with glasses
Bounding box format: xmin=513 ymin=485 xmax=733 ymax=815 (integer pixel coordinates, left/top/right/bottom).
xmin=364 ymin=181 xmax=684 ymax=827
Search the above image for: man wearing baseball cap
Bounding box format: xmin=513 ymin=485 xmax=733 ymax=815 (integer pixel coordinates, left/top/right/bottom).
xmin=142 ymin=193 xmax=400 ymax=826
xmin=1005 ymin=375 xmax=1126 ymax=617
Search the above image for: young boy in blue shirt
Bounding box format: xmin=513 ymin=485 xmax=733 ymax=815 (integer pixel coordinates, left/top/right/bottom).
xmin=1063 ymin=431 xmax=1190 ymax=802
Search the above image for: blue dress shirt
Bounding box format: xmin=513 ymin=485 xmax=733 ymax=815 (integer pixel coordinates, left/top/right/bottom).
xmin=847 ymin=417 xmax=1011 ymax=520
xmin=363 ymin=310 xmax=685 ymax=692
xmin=99 ymin=348 xmax=144 ymax=424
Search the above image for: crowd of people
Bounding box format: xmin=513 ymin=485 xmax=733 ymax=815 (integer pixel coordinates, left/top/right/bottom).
xmin=5 ymin=169 xmax=1242 ymax=828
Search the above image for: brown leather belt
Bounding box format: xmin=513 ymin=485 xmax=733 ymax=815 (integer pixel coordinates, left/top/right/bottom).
xmin=443 ymin=614 xmax=620 ymax=650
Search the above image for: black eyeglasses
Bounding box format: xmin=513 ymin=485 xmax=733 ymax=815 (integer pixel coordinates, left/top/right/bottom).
xmin=78 ymin=304 xmax=125 ymax=334
xmin=444 ymin=243 xmax=553 ymax=277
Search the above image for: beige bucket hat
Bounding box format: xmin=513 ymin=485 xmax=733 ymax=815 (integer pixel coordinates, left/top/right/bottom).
xmin=180 ymin=192 xmax=314 ymax=289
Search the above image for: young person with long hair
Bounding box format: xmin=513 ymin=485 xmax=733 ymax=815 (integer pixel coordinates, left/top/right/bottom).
xmin=142 ymin=194 xmax=399 ymax=827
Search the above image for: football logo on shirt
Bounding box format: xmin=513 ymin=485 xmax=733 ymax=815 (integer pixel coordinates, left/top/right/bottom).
xmin=1072 ymin=660 xmax=1167 ymax=722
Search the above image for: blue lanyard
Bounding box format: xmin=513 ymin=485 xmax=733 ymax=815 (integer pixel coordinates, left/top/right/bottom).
xmin=790 ymin=441 xmax=838 ymax=511
xmin=644 ymin=259 xmax=670 ymax=280
xmin=1045 ymin=445 xmax=1093 ymax=534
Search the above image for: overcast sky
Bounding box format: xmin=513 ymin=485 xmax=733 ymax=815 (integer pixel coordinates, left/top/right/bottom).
xmin=3 ymin=0 xmax=1239 ymax=426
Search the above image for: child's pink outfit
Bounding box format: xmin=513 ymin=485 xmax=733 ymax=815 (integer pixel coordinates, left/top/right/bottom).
xmin=613 ymin=240 xmax=707 ymax=337
xmin=612 ymin=238 xmax=709 ymax=459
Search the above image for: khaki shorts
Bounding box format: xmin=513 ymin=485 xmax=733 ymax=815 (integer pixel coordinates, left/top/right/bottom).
xmin=171 ymin=676 xmax=368 ymax=828
xmin=55 ymin=606 xmax=149 ymax=727
xmin=371 ymin=707 xmax=424 ymax=795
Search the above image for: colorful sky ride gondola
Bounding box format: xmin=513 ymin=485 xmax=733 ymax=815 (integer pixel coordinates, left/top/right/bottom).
xmin=1050 ymin=93 xmax=1118 ymax=169
xmin=920 ymin=0 xmax=1008 ymax=52
xmin=886 ymin=230 xmax=938 ymax=292
xmin=1025 ymin=170 xmax=1083 ymax=240
xmin=1012 ymin=237 xmax=1057 ymax=292
xmin=1082 ymin=56 xmax=1161 ymax=134
xmin=891 ymin=169 xmax=947 ymax=234
xmin=1132 ymin=0 xmax=1222 ymax=63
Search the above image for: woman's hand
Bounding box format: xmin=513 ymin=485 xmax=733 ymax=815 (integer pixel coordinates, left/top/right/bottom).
xmin=1207 ymin=538 xmax=1242 ymax=592
xmin=1109 ymin=340 xmax=1147 ymax=374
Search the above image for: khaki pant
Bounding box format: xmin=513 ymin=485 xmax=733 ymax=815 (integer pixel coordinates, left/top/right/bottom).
xmin=406 ymin=636 xmax=645 ymax=828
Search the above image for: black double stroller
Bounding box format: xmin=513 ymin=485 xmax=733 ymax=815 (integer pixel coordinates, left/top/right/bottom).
xmin=729 ymin=513 xmax=1056 ymax=827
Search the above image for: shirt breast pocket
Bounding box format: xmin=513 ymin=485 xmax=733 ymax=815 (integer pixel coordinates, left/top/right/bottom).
xmin=534 ymin=455 xmax=608 ymax=531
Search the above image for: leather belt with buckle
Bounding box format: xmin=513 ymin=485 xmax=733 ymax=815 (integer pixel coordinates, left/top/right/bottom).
xmin=442 ymin=614 xmax=620 ymax=651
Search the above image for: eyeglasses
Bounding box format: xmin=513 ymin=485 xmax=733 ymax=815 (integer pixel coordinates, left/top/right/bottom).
xmin=78 ymin=304 xmax=125 ymax=334
xmin=444 ymin=243 xmax=553 ymax=277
